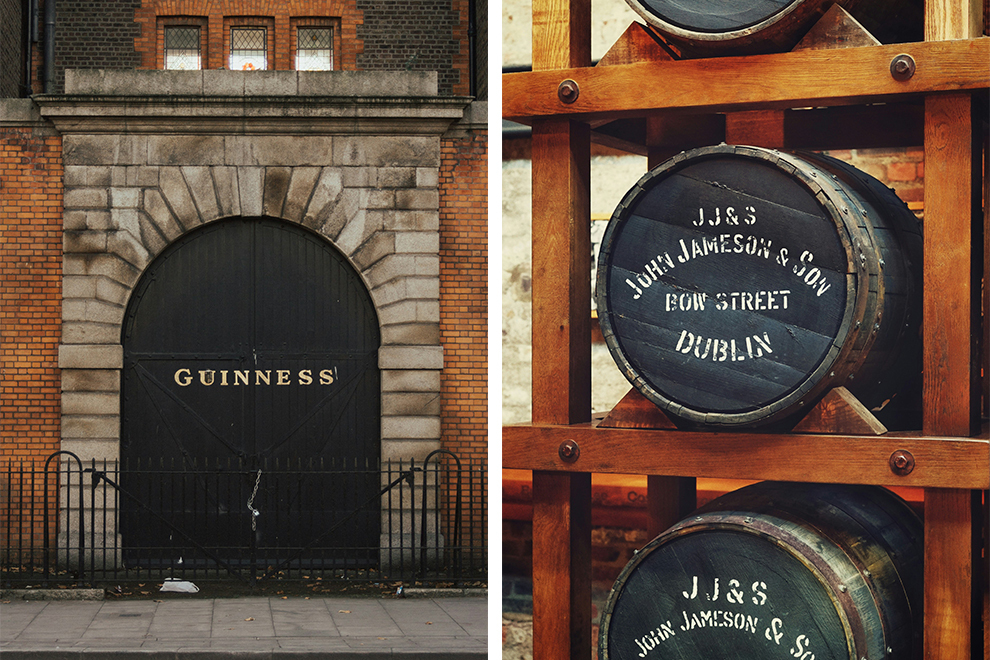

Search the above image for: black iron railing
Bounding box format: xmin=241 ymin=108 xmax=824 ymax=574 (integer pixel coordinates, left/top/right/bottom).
xmin=1 ymin=451 xmax=486 ymax=588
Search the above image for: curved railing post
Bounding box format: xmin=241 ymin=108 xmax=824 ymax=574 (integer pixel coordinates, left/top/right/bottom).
xmin=420 ymin=450 xmax=462 ymax=578
xmin=43 ymin=451 xmax=84 ymax=586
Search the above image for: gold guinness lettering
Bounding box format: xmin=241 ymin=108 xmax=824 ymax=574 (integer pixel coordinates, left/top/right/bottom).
xmin=172 ymin=367 xmax=338 ymax=386
xmin=175 ymin=368 xmax=192 ymax=386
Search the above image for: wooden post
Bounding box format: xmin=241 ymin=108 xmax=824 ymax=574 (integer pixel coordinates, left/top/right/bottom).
xmin=532 ymin=471 xmax=592 ymax=660
xmin=922 ymin=89 xmax=981 ymax=660
xmin=923 ymin=0 xmax=983 ymax=651
xmin=531 ymin=2 xmax=593 ymax=660
xmin=531 ymin=119 xmax=592 ymax=425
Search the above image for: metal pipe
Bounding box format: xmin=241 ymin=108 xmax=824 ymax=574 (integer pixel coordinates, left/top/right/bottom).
xmin=43 ymin=0 xmax=54 ymax=93
xmin=21 ymin=0 xmax=33 ymax=95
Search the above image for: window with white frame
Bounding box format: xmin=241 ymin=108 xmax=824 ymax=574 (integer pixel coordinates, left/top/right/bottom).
xmin=230 ymin=27 xmax=267 ymax=70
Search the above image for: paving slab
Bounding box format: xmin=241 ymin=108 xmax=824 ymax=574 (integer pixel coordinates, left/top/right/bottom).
xmin=0 ymin=596 xmax=487 ymax=659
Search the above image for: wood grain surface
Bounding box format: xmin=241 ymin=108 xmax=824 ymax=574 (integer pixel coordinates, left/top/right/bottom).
xmin=503 ymin=40 xmax=990 ymax=122
xmin=503 ymin=423 xmax=990 ymax=489
xmin=922 ymin=93 xmax=981 ymax=438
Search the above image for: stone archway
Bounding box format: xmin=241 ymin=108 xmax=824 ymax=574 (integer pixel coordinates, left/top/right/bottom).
xmin=41 ymin=70 xmax=467 ymax=557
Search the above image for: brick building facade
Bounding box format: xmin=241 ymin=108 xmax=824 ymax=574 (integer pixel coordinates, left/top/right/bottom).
xmin=1 ymin=0 xmax=486 ymax=578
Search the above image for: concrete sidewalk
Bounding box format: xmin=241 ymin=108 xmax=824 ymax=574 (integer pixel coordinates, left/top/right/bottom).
xmin=0 ymin=595 xmax=488 ymax=658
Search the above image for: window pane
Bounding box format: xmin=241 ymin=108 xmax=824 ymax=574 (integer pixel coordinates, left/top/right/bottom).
xmin=230 ymin=27 xmax=267 ymax=70
xmin=165 ymin=27 xmax=201 ymax=70
xmin=296 ymin=27 xmax=332 ymax=71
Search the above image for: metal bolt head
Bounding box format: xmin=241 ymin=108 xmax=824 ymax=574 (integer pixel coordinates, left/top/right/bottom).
xmin=557 ymin=79 xmax=580 ymax=104
xmin=558 ymin=439 xmax=580 ymax=462
xmin=889 ymin=449 xmax=915 ymax=476
xmin=890 ymin=54 xmax=916 ymax=81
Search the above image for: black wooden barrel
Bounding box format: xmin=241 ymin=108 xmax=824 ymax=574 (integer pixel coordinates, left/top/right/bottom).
xmin=622 ymin=0 xmax=923 ymax=56
xmin=595 ymin=144 xmax=922 ymax=428
xmin=599 ymin=481 xmax=923 ymax=660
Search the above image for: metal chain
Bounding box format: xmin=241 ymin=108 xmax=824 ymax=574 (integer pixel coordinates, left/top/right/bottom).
xmin=247 ymin=469 xmax=262 ymax=531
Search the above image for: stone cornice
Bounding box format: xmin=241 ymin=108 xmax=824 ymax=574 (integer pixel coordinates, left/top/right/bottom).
xmin=35 ymin=70 xmax=471 ymax=135
xmin=36 ymin=94 xmax=471 ymax=135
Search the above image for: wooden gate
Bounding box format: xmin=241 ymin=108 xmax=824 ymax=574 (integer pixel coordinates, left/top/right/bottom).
xmin=120 ymin=217 xmax=381 ymax=568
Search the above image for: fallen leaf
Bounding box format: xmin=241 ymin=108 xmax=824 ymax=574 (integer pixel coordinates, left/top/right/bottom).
xmin=338 ymin=610 xmax=351 ymax=614
xmin=245 ymin=617 xmax=255 ymax=621
xmin=281 ymin=596 xmax=288 ymax=600
xmin=426 ymin=621 xmax=433 ymax=625
xmin=304 ymin=597 xmax=310 ymax=600
xmin=140 ymin=591 xmax=150 ymax=595
xmin=377 ymin=637 xmax=386 ymax=640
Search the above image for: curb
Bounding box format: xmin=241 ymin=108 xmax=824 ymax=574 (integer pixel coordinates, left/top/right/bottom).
xmin=0 ymin=589 xmax=105 ymax=601
xmin=401 ymin=588 xmax=487 ymax=598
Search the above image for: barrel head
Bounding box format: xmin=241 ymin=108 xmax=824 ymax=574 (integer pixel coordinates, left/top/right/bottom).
xmin=600 ymin=529 xmax=851 ymax=660
xmin=598 ymin=147 xmax=857 ymax=426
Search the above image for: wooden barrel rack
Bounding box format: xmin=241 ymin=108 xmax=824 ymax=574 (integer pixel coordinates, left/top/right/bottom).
xmin=502 ymin=0 xmax=988 ymax=658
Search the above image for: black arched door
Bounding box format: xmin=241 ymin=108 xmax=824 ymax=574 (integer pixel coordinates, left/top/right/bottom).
xmin=120 ymin=217 xmax=380 ymax=568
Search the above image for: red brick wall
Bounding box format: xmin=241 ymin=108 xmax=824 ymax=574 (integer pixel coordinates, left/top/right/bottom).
xmin=1 ymin=126 xmax=63 ymax=464
xmin=0 ymin=125 xmax=63 ymax=555
xmin=439 ymin=126 xmax=488 ymax=547
xmin=133 ymin=0 xmax=365 ymax=72
xmin=822 ymin=147 xmax=926 ymax=208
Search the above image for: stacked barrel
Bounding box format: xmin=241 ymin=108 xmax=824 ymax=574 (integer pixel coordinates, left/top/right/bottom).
xmin=592 ymin=3 xmax=941 ymax=658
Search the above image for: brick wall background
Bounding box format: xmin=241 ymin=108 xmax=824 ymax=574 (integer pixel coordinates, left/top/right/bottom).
xmin=133 ymin=0 xmax=366 ymax=72
xmin=1 ymin=124 xmax=63 ymax=465
xmin=0 ymin=120 xmax=63 ymax=553
xmin=439 ymin=118 xmax=488 ymax=547
xmin=356 ymin=0 xmax=468 ymax=96
xmin=44 ymin=0 xmax=476 ymax=96
xmin=54 ymin=0 xmax=143 ymax=93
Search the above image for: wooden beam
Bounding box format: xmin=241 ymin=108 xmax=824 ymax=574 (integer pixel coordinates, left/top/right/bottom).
xmin=503 ymin=40 xmax=990 ymax=122
xmin=532 ymin=471 xmax=592 ymax=660
xmin=502 ymin=423 xmax=990 ymax=489
xmin=923 ymin=93 xmax=981 ymax=438
xmin=531 ymin=118 xmax=592 ymax=425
